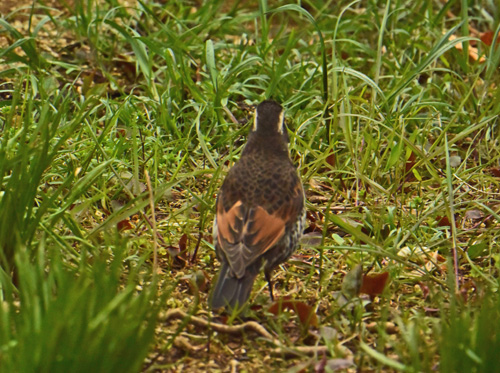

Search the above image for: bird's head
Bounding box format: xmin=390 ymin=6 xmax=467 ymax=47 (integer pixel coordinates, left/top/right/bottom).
xmin=251 ymin=100 xmax=289 ymax=142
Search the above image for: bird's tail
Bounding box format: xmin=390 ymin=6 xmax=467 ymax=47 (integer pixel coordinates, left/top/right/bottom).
xmin=209 ymin=263 xmax=258 ymax=310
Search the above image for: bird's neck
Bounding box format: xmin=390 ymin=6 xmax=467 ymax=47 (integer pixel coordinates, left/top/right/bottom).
xmin=242 ymin=132 xmax=289 ymax=158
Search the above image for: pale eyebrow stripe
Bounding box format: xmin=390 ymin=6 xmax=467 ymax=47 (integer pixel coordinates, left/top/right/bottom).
xmin=278 ymin=111 xmax=284 ymax=134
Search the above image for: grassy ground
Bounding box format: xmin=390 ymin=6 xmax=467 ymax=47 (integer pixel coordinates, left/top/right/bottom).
xmin=1 ymin=0 xmax=500 ymax=371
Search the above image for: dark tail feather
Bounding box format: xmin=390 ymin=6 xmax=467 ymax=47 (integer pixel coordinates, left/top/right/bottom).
xmin=210 ymin=263 xmax=257 ymax=310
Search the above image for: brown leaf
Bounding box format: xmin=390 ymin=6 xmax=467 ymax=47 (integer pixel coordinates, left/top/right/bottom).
xmin=489 ymin=167 xmax=500 ymax=178
xmin=405 ymin=151 xmax=417 ymax=173
xmin=179 ymin=233 xmax=188 ymax=252
xmin=449 ymin=34 xmax=486 ymax=62
xmin=115 ymin=128 xmax=127 ymax=138
xmin=436 ymin=215 xmax=452 ymax=227
xmin=306 ymin=210 xmax=318 ymax=223
xmin=299 ymin=232 xmax=323 ymax=246
xmin=166 ymin=245 xmax=180 ymax=257
xmin=205 ymin=234 xmax=213 ymax=245
xmin=360 ymin=272 xmax=389 ymax=298
xmin=480 ymin=30 xmax=500 ymax=46
xmin=315 ymin=352 xmax=328 ymax=373
xmin=117 ymin=219 xmax=133 ymax=231
xmin=268 ymin=298 xmax=318 ymax=328
xmin=465 ymin=209 xmax=483 ymax=220
xmin=323 ymin=358 xmax=354 ymax=371
xmin=419 ymin=282 xmax=430 ymax=299
xmin=165 ymin=245 xmax=187 ymax=268
xmin=326 ymin=152 xmax=335 ymax=167
xmin=185 ymin=270 xmax=208 ymax=293
xmin=303 ymin=221 xmax=318 ymax=234
xmin=304 ymin=211 xmax=324 ymax=234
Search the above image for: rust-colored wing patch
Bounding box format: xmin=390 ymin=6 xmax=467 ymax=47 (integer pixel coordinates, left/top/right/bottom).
xmin=216 ymin=200 xmax=244 ymax=246
xmin=216 ymin=200 xmax=287 ymax=278
xmin=243 ymin=206 xmax=285 ymax=254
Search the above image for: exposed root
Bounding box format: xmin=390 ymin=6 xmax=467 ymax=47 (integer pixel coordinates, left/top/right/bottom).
xmin=161 ymin=309 xmax=276 ymax=342
xmin=161 ymin=308 xmax=341 ymax=357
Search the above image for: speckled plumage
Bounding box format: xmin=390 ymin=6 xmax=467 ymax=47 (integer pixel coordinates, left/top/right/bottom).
xmin=210 ymin=100 xmax=306 ymax=310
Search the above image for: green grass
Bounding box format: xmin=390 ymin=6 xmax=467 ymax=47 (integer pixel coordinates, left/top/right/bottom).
xmin=0 ymin=240 xmax=164 ymax=373
xmin=0 ymin=0 xmax=499 ymax=371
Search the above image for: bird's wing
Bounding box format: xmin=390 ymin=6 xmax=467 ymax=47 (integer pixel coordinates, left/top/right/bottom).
xmin=216 ymin=179 xmax=304 ymax=278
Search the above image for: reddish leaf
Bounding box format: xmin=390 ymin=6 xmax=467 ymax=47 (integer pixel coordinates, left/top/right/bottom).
xmin=418 ymin=282 xmax=430 ymax=300
xmin=268 ymin=298 xmax=318 ymax=328
xmin=315 ymin=354 xmax=328 ymax=373
xmin=405 ymin=151 xmax=417 ymax=173
xmin=165 ymin=245 xmax=187 ymax=268
xmin=179 ymin=233 xmax=188 ymax=252
xmin=303 ymin=221 xmax=318 ymax=234
xmin=480 ymin=30 xmax=500 ymax=46
xmin=360 ymin=272 xmax=389 ymax=297
xmin=218 ymin=314 xmax=229 ymax=324
xmin=306 ymin=210 xmax=318 ymax=223
xmin=115 ymin=128 xmax=127 ymax=138
xmin=117 ymin=219 xmax=133 ymax=231
xmin=489 ymin=167 xmax=500 ymax=178
xmin=435 ymin=252 xmax=446 ymax=263
xmin=304 ymin=211 xmax=324 ymax=234
xmin=326 ymin=152 xmax=335 ymax=167
xmin=436 ymin=215 xmax=451 ymax=227
xmin=100 ymin=205 xmax=112 ymax=216
xmin=249 ymin=304 xmax=264 ymax=312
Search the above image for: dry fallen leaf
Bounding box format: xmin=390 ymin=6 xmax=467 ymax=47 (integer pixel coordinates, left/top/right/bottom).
xmin=480 ymin=30 xmax=500 ymax=47
xmin=117 ymin=219 xmax=134 ymax=231
xmin=489 ymin=167 xmax=500 ymax=178
xmin=299 ymin=232 xmax=323 ymax=246
xmin=341 ymin=263 xmax=363 ymax=299
xmin=465 ymin=209 xmax=483 ymax=220
xmin=436 ymin=215 xmax=454 ymax=227
xmin=179 ymin=233 xmax=188 ymax=252
xmin=183 ymin=270 xmax=208 ymax=293
xmin=449 ymin=34 xmax=486 ymax=62
xmin=268 ymin=298 xmax=318 ymax=328
xmin=360 ymin=272 xmax=389 ymax=298
xmin=326 ymin=151 xmax=335 ymax=167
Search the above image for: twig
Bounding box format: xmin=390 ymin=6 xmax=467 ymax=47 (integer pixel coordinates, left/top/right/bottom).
xmin=270 ymin=345 xmax=330 ymax=357
xmin=145 ymin=170 xmax=158 ymax=277
xmin=143 ymin=214 xmax=167 ymax=247
xmin=223 ymin=106 xmax=239 ymax=124
xmin=161 ymin=309 xmax=346 ymax=358
xmin=190 ymin=226 xmax=203 ymax=264
xmin=161 ymin=309 xmax=276 ymax=342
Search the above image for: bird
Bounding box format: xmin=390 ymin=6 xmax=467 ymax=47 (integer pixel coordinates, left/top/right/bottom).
xmin=210 ymin=100 xmax=306 ymax=310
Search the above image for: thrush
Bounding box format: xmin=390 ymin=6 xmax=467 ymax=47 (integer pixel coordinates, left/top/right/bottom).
xmin=210 ymin=100 xmax=306 ymax=310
